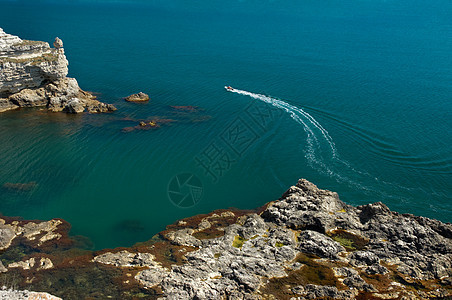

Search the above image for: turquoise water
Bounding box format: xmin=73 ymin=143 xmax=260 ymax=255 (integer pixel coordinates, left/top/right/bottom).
xmin=0 ymin=0 xmax=451 ymax=249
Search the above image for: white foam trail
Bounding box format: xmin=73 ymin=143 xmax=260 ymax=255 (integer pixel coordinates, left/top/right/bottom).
xmin=231 ymin=88 xmax=336 ymax=158
xmin=229 ymin=88 xmax=370 ymax=191
xmin=228 ymin=87 xmax=424 ymax=203
xmin=232 ymin=89 xmax=318 ymax=163
xmin=276 ymin=99 xmax=337 ymax=158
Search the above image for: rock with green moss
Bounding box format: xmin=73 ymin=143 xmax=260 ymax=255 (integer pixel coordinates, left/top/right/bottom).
xmin=297 ymin=230 xmax=345 ymax=259
xmin=232 ymin=235 xmax=246 ymax=248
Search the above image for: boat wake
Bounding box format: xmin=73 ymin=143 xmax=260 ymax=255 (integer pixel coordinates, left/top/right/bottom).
xmin=227 ymin=87 xmax=405 ymax=195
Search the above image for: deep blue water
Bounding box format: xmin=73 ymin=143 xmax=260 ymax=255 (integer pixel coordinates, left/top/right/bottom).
xmin=0 ymin=0 xmax=451 ymax=249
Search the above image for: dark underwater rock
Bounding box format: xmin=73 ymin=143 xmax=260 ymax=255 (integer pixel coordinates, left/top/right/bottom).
xmin=2 ymin=181 xmax=37 ymax=192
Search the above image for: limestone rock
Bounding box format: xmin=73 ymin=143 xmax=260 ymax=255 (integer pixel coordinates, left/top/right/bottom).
xmin=0 ymin=288 xmax=61 ymax=300
xmin=0 ymin=221 xmax=16 ymax=250
xmin=125 ymin=92 xmax=150 ymax=102
xmin=38 ymin=257 xmax=54 ymax=270
xmin=0 ymin=28 xmax=115 ymax=113
xmin=0 ymin=28 xmax=22 ymax=51
xmin=343 ymin=274 xmax=377 ymax=292
xmin=349 ymin=251 xmax=380 ymax=267
xmin=334 ymin=266 xmax=358 ymax=277
xmin=53 ymin=37 xmax=63 ymax=50
xmin=292 ymin=284 xmax=356 ymax=299
xmin=0 ymin=260 xmax=7 ymax=273
xmin=8 ymin=257 xmax=36 ymax=270
xmin=0 ymin=30 xmax=68 ymax=95
xmin=165 ymin=228 xmax=202 ymax=247
xmin=94 ymin=250 xmax=158 ymax=267
xmin=365 ymin=264 xmax=389 ymax=275
xmin=261 ymin=178 xmax=356 ymax=233
xmin=136 ymin=267 xmax=169 ymax=288
xmin=297 ymin=230 xmax=345 ymax=259
xmin=86 ymin=101 xmax=117 ymax=113
xmin=0 ymin=218 xmax=63 ymax=251
xmin=64 ymin=98 xmax=85 ymax=113
xmin=20 ymin=219 xmax=63 ymax=246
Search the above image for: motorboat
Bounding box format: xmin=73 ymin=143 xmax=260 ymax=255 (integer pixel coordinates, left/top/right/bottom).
xmin=224 ymin=86 xmax=234 ymax=91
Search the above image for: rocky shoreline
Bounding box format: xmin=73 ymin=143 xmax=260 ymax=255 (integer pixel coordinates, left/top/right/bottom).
xmin=0 ymin=28 xmax=116 ymax=114
xmin=0 ymin=178 xmax=450 ymax=299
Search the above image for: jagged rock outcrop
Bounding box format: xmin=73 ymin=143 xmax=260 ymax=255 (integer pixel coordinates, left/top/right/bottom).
xmin=125 ymin=92 xmax=150 ymax=102
xmin=158 ymin=180 xmax=450 ymax=298
xmin=0 ymin=28 xmax=116 ymax=113
xmin=0 ymin=288 xmax=61 ymax=300
xmin=88 ymin=179 xmax=451 ymax=299
xmin=0 ymin=218 xmax=64 ymax=251
xmin=93 ymin=250 xmax=158 ymax=267
xmin=0 ymin=179 xmax=450 ymax=299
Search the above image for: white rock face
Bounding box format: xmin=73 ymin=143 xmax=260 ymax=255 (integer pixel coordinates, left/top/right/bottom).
xmin=0 ymin=28 xmax=68 ymax=95
xmin=0 ymin=28 xmax=22 ymax=50
xmin=0 ymin=28 xmax=116 ymax=113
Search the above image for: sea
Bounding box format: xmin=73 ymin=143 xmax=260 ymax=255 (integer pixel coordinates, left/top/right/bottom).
xmin=0 ymin=0 xmax=451 ymax=250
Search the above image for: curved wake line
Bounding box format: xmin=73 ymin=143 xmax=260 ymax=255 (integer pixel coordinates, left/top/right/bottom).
xmin=228 ymin=88 xmax=418 ymax=197
xmin=231 ymin=89 xmax=337 ymax=157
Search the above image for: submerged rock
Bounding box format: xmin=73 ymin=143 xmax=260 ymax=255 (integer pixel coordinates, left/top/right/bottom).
xmin=121 ymin=117 xmax=177 ymax=132
xmin=0 ymin=28 xmax=116 ymax=113
xmin=170 ymin=105 xmax=201 ymax=112
xmin=2 ymin=181 xmax=37 ymax=191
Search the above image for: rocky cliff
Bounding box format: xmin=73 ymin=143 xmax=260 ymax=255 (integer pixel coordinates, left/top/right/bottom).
xmin=0 ymin=179 xmax=451 ymax=299
xmin=0 ymin=28 xmax=116 ymax=113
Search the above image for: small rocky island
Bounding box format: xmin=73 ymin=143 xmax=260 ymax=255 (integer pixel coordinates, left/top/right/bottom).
xmin=0 ymin=179 xmax=450 ymax=299
xmin=125 ymin=92 xmax=150 ymax=102
xmin=0 ymin=28 xmax=116 ymax=114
